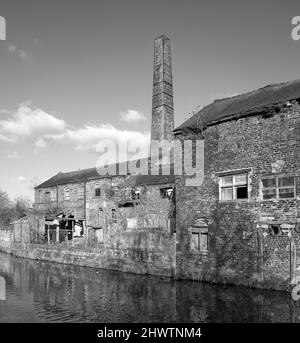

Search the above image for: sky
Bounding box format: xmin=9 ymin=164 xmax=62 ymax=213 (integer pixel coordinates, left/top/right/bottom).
xmin=0 ymin=0 xmax=300 ymax=200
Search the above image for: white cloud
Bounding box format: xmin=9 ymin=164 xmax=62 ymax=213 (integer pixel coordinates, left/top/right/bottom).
xmin=120 ymin=109 xmax=146 ymax=123
xmin=52 ymin=124 xmax=150 ymax=156
xmin=6 ymin=43 xmax=31 ymax=62
xmin=17 ymin=176 xmax=27 ymax=183
xmin=7 ymin=152 xmax=21 ymax=159
xmin=0 ymin=103 xmax=150 ymax=160
xmin=0 ymin=103 xmax=66 ymax=144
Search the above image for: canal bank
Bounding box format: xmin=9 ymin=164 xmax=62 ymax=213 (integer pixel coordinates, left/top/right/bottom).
xmin=1 ymin=251 xmax=300 ymax=323
xmin=1 ymin=225 xmax=299 ymax=292
xmin=0 ymin=237 xmax=176 ymax=278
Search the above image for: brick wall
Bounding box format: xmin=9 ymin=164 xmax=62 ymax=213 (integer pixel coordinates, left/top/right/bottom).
xmin=175 ymin=103 xmax=300 ymax=290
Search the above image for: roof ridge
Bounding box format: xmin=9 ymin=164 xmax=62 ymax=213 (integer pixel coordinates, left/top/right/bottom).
xmin=212 ymin=78 xmax=299 ymax=104
xmin=174 ymin=77 xmax=300 ymax=132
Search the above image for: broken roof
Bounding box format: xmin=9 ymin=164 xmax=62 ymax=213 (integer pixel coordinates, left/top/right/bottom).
xmin=174 ymin=78 xmax=300 ymax=133
xmin=35 ymin=159 xmax=175 ymax=189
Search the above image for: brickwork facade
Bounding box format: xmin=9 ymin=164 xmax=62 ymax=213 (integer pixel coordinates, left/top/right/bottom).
xmin=174 ymin=102 xmax=300 ymax=290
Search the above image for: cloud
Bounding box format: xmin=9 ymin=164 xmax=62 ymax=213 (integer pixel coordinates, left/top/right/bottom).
xmin=0 ymin=108 xmax=10 ymax=115
xmin=0 ymin=103 xmax=150 ymax=161
xmin=17 ymin=176 xmax=27 ymax=183
xmin=6 ymin=43 xmax=31 ymax=62
xmin=7 ymin=152 xmax=21 ymax=159
xmin=0 ymin=103 xmax=67 ymax=144
xmin=120 ymin=109 xmax=146 ymax=123
xmin=51 ymin=124 xmax=150 ymax=158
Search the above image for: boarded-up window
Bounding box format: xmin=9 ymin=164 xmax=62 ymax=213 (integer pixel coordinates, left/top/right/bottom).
xmin=200 ymin=232 xmax=208 ymax=252
xmin=191 ymin=233 xmax=200 ymax=251
xmin=95 ymin=228 xmax=104 ymax=242
xmin=190 ymin=226 xmax=209 ymax=253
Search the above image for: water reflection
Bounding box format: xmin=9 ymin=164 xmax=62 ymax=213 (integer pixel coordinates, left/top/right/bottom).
xmin=0 ymin=252 xmax=299 ymax=323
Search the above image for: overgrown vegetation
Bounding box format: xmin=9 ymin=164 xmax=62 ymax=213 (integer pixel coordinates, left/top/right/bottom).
xmin=0 ymin=189 xmax=32 ymax=229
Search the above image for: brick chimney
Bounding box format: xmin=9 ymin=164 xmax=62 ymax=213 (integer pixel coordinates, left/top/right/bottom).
xmin=151 ymin=35 xmax=174 ymax=143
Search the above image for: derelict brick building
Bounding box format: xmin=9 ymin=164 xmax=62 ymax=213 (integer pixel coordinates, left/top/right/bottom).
xmin=33 ymin=35 xmax=300 ymax=289
xmin=173 ymin=80 xmax=300 ymax=289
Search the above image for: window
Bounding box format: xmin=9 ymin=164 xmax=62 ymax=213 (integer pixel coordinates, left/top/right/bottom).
xmin=51 ymin=190 xmax=56 ymax=202
xmin=133 ymin=188 xmax=141 ymax=200
xmin=160 ymin=187 xmax=174 ymax=199
xmin=191 ymin=230 xmax=208 ymax=253
xmin=95 ymin=184 xmax=101 ymax=197
xmin=38 ymin=190 xmax=43 ymax=203
xmin=64 ymin=187 xmax=70 ymax=201
xmin=261 ymin=175 xmax=295 ymax=200
xmin=78 ymin=184 xmax=84 ymax=199
xmin=45 ymin=191 xmax=51 ymax=202
xmin=219 ymin=173 xmax=248 ymax=201
xmin=111 ymin=209 xmax=117 ymax=222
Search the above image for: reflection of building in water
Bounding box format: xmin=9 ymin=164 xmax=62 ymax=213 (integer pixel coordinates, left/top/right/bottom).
xmin=0 ymin=275 xmax=6 ymax=301
xmin=0 ymin=253 xmax=300 ymax=323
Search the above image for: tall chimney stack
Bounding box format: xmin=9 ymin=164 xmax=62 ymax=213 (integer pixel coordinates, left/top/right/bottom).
xmin=151 ymin=35 xmax=174 ymax=143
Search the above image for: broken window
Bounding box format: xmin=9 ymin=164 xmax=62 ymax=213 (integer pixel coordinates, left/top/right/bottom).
xmin=134 ymin=189 xmax=141 ymax=200
xmin=219 ymin=173 xmax=248 ymax=201
xmin=160 ymin=187 xmax=174 ymax=199
xmin=261 ymin=175 xmax=295 ymax=200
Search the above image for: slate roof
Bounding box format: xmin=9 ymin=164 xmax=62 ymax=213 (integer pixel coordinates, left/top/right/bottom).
xmin=35 ymin=159 xmax=175 ymax=189
xmin=174 ymin=78 xmax=300 ymax=133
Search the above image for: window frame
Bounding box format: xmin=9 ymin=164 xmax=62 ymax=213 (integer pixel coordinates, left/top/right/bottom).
xmin=218 ymin=170 xmax=250 ymax=202
xmin=261 ymin=175 xmax=296 ymax=200
xmin=51 ymin=190 xmax=56 ymax=202
xmin=189 ymin=226 xmax=209 ymax=254
xmin=94 ymin=184 xmax=101 ymax=197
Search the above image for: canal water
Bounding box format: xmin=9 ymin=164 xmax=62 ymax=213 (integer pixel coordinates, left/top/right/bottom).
xmin=0 ymin=252 xmax=299 ymax=323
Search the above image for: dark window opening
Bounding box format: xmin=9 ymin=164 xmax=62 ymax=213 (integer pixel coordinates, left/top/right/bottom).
xmin=95 ymin=187 xmax=101 ymax=197
xmin=160 ymin=188 xmax=173 ymax=199
xmin=236 ymin=186 xmax=248 ymax=199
